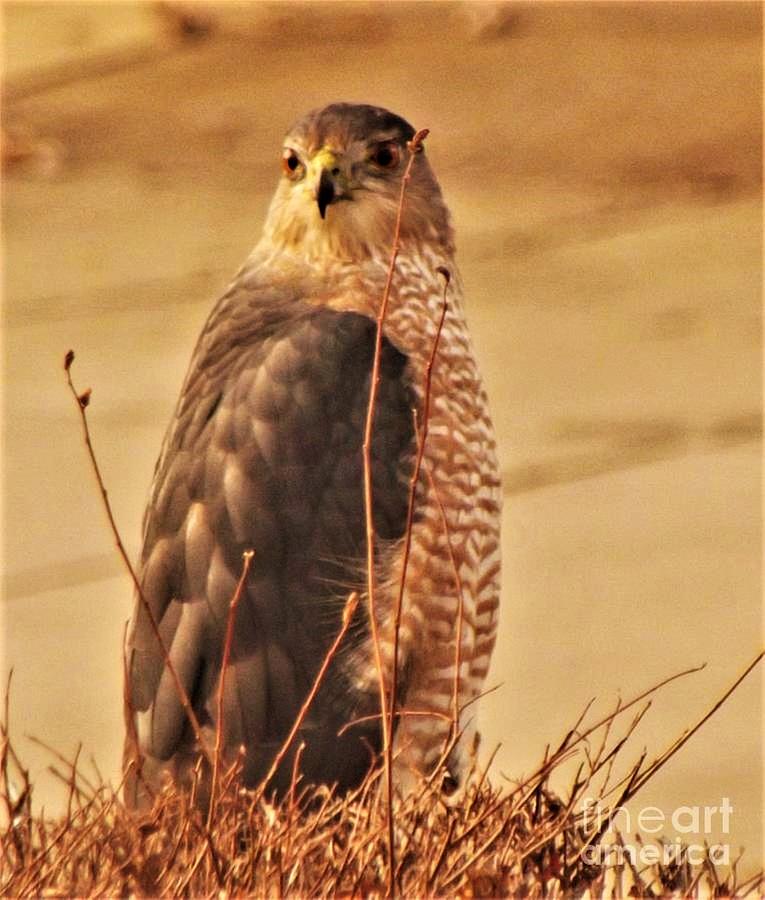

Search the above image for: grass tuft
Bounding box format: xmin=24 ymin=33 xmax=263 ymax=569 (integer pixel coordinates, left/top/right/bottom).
xmin=2 ymin=674 xmax=762 ymax=897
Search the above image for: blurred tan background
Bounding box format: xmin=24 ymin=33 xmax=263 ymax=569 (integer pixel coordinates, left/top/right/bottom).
xmin=2 ymin=0 xmax=762 ymax=870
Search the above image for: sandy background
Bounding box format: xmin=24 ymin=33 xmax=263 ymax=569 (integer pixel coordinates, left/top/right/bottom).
xmin=2 ymin=0 xmax=762 ymax=870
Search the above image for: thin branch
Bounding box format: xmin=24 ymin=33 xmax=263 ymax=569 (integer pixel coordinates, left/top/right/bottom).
xmin=207 ymin=549 xmax=254 ymax=829
xmin=336 ymin=706 xmax=452 ymax=738
xmin=287 ymin=740 xmax=306 ymax=818
xmin=497 ymin=662 xmax=707 ymax=809
xmin=360 ymin=126 xmax=428 ymax=897
xmin=423 ymin=456 xmax=466 ymax=742
xmin=255 ymin=592 xmax=359 ymax=799
xmin=440 ymin=809 xmax=511 ymax=890
xmin=64 ymin=352 xmax=210 ymax=764
xmin=388 ymin=265 xmax=449 ymax=796
xmin=554 ymin=662 xmax=707 ymax=762
xmin=624 ymin=649 xmax=764 ymax=800
xmin=458 ymin=679 xmax=503 ymax=716
xmin=24 ymin=736 xmax=97 ymax=800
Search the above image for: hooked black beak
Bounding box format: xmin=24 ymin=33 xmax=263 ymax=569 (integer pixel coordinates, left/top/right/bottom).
xmin=317 ymin=168 xmax=335 ymax=220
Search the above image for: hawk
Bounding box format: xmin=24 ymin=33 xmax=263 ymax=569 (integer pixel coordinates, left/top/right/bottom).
xmin=124 ymin=103 xmax=501 ymax=807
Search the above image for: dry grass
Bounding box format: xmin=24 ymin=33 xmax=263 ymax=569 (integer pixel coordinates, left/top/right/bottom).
xmin=2 ymin=673 xmax=763 ymax=897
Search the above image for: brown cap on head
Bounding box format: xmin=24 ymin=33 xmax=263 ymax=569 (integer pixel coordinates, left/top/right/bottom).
xmin=287 ymin=103 xmax=416 ymax=155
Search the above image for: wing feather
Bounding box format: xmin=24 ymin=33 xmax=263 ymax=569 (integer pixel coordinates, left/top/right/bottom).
xmin=126 ymin=291 xmax=414 ymax=793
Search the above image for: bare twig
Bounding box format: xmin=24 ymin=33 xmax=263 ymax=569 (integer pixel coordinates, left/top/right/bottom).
xmin=25 ymin=736 xmax=97 ymax=800
xmin=496 ymin=663 xmax=708 ymax=811
xmin=360 ymin=126 xmax=428 ymax=896
xmin=423 ymin=457 xmax=466 ymax=742
xmin=388 ymin=267 xmax=450 ymax=789
xmin=256 ymin=592 xmax=359 ymax=799
xmin=550 ymin=662 xmax=707 ymax=767
xmin=207 ymin=549 xmax=254 ymax=829
xmin=336 ymin=707 xmax=452 ymax=738
xmin=64 ymin=351 xmax=210 ymax=764
xmin=624 ymin=650 xmax=763 ymax=800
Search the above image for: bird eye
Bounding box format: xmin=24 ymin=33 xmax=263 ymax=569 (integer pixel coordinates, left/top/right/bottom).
xmin=281 ymin=148 xmax=304 ymax=179
xmin=369 ymin=141 xmax=400 ymax=170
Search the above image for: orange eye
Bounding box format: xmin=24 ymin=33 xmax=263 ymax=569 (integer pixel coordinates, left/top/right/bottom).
xmin=281 ymin=148 xmax=303 ymax=179
xmin=369 ymin=141 xmax=400 ymax=170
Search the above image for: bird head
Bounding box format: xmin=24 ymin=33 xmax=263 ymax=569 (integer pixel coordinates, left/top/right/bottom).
xmin=259 ymin=103 xmax=454 ymax=263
